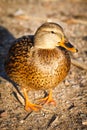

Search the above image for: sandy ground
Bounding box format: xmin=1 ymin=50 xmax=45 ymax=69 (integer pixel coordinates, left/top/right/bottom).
xmin=0 ymin=0 xmax=87 ymax=130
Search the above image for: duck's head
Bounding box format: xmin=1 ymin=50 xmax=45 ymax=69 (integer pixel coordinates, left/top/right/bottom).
xmin=34 ymin=22 xmax=78 ymax=52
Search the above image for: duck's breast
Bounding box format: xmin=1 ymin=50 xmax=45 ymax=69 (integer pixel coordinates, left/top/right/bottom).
xmin=26 ymin=48 xmax=71 ymax=90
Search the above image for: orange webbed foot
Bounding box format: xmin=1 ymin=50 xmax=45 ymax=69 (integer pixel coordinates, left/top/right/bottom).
xmin=25 ymin=101 xmax=42 ymax=112
xmin=37 ymin=89 xmax=56 ymax=106
xmin=38 ymin=96 xmax=56 ymax=106
xmin=23 ymin=88 xmax=42 ymax=112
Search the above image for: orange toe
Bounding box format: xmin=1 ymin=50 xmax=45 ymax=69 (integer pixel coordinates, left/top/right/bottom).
xmin=38 ymin=96 xmax=56 ymax=106
xmin=25 ymin=101 xmax=42 ymax=111
xmin=23 ymin=88 xmax=42 ymax=112
xmin=37 ymin=89 xmax=56 ymax=106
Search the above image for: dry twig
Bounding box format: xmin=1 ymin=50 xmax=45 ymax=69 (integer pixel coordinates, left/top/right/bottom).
xmin=71 ymin=59 xmax=87 ymax=70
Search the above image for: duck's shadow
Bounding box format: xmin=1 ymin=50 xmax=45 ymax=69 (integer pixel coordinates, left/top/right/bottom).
xmin=0 ymin=26 xmax=23 ymax=99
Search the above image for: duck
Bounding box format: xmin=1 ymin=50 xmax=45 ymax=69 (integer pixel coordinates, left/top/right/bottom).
xmin=5 ymin=22 xmax=78 ymax=111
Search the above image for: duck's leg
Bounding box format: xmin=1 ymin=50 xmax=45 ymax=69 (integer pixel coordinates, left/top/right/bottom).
xmin=38 ymin=89 xmax=56 ymax=106
xmin=22 ymin=88 xmax=42 ymax=111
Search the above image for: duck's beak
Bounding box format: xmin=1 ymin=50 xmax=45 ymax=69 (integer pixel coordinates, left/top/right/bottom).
xmin=59 ymin=37 xmax=78 ymax=53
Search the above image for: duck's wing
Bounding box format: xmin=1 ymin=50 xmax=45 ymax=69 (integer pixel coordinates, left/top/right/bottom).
xmin=9 ymin=35 xmax=34 ymax=54
xmin=5 ymin=35 xmax=34 ymax=69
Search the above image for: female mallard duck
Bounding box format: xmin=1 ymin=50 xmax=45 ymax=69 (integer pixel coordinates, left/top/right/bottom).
xmin=5 ymin=22 xmax=77 ymax=111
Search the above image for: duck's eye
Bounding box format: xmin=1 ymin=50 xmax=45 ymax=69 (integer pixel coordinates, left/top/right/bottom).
xmin=51 ymin=31 xmax=55 ymax=34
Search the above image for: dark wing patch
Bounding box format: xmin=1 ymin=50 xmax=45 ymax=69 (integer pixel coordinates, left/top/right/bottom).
xmin=5 ymin=35 xmax=34 ymax=66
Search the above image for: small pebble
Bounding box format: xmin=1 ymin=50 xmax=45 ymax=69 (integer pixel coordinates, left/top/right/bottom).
xmin=82 ymin=120 xmax=87 ymax=125
xmin=14 ymin=9 xmax=25 ymax=16
xmin=72 ymin=85 xmax=80 ymax=88
xmin=20 ymin=120 xmax=24 ymax=123
xmin=64 ymin=80 xmax=70 ymax=86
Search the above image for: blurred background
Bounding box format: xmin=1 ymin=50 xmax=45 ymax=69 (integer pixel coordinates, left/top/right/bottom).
xmin=0 ymin=0 xmax=87 ymax=130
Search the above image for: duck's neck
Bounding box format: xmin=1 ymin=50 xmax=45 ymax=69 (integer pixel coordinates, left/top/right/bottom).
xmin=34 ymin=47 xmax=59 ymax=58
xmin=34 ymin=44 xmax=56 ymax=49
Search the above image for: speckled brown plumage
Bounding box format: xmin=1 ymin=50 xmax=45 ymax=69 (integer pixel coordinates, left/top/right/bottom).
xmin=5 ymin=22 xmax=77 ymax=111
